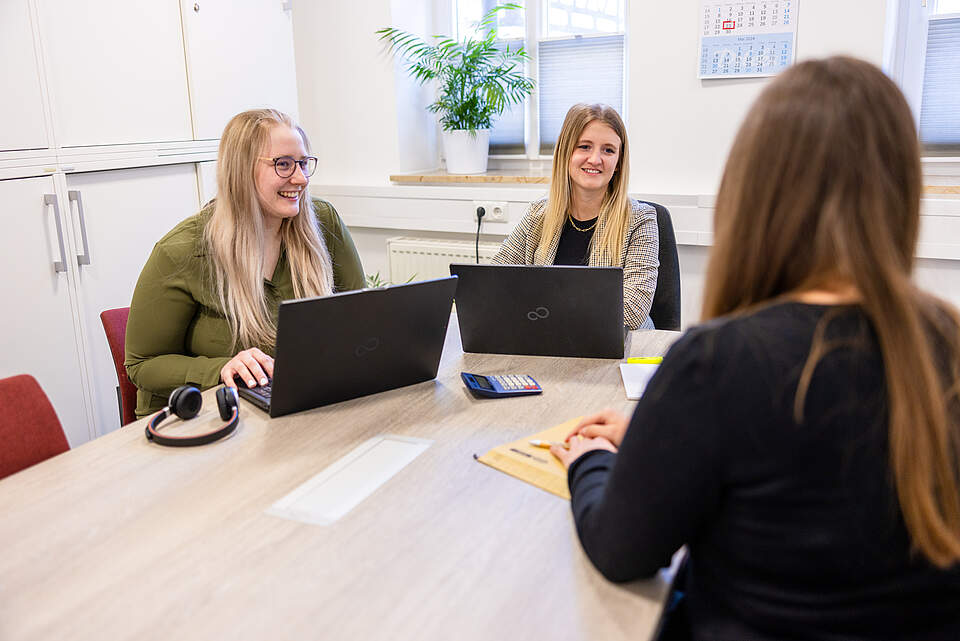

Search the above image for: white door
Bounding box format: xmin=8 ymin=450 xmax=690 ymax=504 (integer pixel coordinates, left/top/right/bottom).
xmin=0 ymin=176 xmax=90 ymax=446
xmin=0 ymin=0 xmax=49 ymax=151
xmin=181 ymin=0 xmax=300 ymax=140
xmin=35 ymin=0 xmax=193 ymax=147
xmin=66 ymin=164 xmax=200 ymax=436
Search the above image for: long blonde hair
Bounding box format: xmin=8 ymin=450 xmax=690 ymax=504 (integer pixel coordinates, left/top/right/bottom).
xmin=703 ymin=56 xmax=960 ymax=567
xmin=204 ymin=109 xmax=334 ymax=349
xmin=536 ymin=103 xmax=632 ymax=265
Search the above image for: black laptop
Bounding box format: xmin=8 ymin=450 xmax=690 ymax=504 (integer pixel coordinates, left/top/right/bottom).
xmin=238 ymin=276 xmax=457 ymax=417
xmin=449 ymin=264 xmax=625 ymax=359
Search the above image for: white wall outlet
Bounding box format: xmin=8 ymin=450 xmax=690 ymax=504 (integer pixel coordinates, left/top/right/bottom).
xmin=473 ymin=200 xmax=508 ymax=222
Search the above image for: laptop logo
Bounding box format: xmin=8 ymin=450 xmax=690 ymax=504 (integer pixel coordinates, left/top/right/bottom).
xmin=354 ymin=337 xmax=380 ymax=357
xmin=526 ymin=306 xmax=550 ymax=321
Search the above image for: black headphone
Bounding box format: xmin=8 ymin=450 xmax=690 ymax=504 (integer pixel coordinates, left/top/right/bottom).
xmin=145 ymin=385 xmax=239 ymax=447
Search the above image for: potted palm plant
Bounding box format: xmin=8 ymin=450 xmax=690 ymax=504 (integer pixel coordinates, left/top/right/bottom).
xmin=377 ymin=4 xmax=535 ymax=174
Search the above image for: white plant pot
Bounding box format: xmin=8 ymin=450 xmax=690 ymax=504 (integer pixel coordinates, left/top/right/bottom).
xmin=442 ymin=129 xmax=490 ymax=174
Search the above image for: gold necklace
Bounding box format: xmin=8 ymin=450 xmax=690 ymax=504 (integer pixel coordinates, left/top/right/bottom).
xmin=568 ymin=213 xmax=599 ymax=233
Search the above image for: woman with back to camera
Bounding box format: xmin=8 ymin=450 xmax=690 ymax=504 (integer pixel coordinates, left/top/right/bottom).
xmin=551 ymin=57 xmax=960 ymax=639
xmin=125 ymin=109 xmax=365 ymax=418
xmin=493 ymin=103 xmax=659 ymax=330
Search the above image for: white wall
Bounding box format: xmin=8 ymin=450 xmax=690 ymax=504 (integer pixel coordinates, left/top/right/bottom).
xmin=388 ymin=0 xmax=441 ymax=175
xmin=916 ymin=257 xmax=960 ymax=307
xmin=626 ymin=1 xmax=888 ymax=195
xmin=291 ymin=0 xmax=400 ymax=185
xmin=292 ymin=0 xmax=440 ymax=185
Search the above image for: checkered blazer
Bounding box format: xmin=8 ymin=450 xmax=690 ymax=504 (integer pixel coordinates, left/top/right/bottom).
xmin=492 ymin=198 xmax=659 ymax=330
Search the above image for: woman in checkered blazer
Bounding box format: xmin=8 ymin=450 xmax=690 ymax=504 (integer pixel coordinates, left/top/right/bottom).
xmin=492 ymin=103 xmax=659 ymax=330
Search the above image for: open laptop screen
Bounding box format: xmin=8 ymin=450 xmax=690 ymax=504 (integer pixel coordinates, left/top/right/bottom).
xmin=449 ymin=264 xmax=624 ymax=359
xmin=241 ymin=276 xmax=457 ymax=417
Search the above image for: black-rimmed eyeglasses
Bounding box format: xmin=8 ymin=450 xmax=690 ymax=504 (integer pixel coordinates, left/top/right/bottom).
xmin=261 ymin=156 xmax=318 ymax=178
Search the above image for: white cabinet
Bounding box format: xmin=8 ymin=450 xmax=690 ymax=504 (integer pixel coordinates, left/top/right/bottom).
xmin=0 ymin=177 xmax=89 ymax=446
xmin=0 ymin=0 xmax=50 ymax=151
xmin=0 ymin=0 xmax=300 ymax=448
xmin=181 ymin=0 xmax=300 ymax=139
xmin=67 ymin=166 xmax=200 ymax=435
xmin=0 ymin=168 xmax=199 ymax=443
xmin=36 ymin=0 xmax=193 ymax=147
xmin=198 ymin=161 xmax=218 ymax=203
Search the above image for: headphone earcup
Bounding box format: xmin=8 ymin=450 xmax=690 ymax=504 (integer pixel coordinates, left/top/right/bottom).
xmin=169 ymin=385 xmax=203 ymax=420
xmin=216 ymin=386 xmax=238 ymax=421
xmin=148 ymin=385 xmax=237 ymax=447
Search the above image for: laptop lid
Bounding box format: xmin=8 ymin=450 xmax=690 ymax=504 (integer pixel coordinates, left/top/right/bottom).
xmin=264 ymin=276 xmax=457 ymax=417
xmin=449 ymin=264 xmax=624 ymax=359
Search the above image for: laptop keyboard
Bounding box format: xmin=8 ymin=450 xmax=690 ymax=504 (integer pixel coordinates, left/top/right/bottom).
xmin=237 ymin=377 xmax=272 ymax=399
xmin=255 ymin=379 xmax=273 ymax=399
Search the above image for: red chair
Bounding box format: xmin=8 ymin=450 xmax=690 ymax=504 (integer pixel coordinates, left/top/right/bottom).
xmin=0 ymin=374 xmax=70 ymax=480
xmin=100 ymin=307 xmax=138 ymax=426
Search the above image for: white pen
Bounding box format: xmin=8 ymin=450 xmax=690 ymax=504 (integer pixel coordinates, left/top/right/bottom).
xmin=529 ymin=439 xmax=569 ymax=449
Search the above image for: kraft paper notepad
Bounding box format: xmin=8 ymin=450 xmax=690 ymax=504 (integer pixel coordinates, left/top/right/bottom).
xmin=477 ymin=417 xmax=581 ymax=500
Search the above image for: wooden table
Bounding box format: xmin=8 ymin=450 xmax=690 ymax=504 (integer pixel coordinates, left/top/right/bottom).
xmin=0 ymin=320 xmax=681 ymax=641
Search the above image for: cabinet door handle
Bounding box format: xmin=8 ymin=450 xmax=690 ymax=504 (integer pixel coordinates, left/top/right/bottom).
xmin=68 ymin=190 xmax=92 ymax=266
xmin=44 ymin=194 xmax=68 ymax=273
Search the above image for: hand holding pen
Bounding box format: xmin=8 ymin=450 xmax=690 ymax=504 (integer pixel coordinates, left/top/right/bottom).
xmin=567 ymin=408 xmax=629 ymax=448
xmin=547 ymin=433 xmax=617 ymax=469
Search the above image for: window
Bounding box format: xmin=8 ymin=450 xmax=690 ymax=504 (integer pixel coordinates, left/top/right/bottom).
xmin=453 ymin=0 xmax=627 ymax=157
xmin=887 ymin=0 xmax=960 ymax=154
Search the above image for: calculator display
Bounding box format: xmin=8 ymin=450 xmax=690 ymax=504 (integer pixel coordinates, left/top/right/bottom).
xmin=475 ymin=376 xmax=492 ymax=389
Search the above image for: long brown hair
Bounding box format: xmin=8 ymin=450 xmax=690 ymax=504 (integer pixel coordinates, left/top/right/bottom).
xmin=536 ymin=103 xmax=632 ymax=265
xmin=204 ymin=109 xmax=334 ymax=349
xmin=703 ymin=56 xmax=960 ymax=567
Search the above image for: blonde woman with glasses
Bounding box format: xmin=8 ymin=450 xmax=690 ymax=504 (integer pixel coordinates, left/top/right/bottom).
xmin=551 ymin=57 xmax=960 ymax=640
xmin=126 ymin=109 xmax=365 ymax=418
xmin=492 ymin=103 xmax=659 ymax=330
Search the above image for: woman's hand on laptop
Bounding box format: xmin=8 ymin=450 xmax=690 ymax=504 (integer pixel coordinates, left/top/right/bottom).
xmin=220 ymin=348 xmax=274 ymax=389
xmin=567 ymin=409 xmax=629 ymax=448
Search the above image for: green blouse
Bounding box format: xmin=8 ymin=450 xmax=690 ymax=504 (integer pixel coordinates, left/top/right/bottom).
xmin=125 ymin=198 xmax=365 ymax=417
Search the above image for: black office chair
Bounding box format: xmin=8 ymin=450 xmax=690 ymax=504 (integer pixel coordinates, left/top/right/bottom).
xmin=640 ymin=201 xmax=681 ymax=331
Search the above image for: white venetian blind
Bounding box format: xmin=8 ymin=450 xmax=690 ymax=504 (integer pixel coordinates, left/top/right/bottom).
xmin=460 ymin=0 xmax=626 ymax=155
xmin=919 ymin=15 xmax=960 ymax=148
xmin=537 ymin=34 xmax=624 ymax=152
xmin=489 ymin=38 xmax=527 ymax=154
xmin=489 ymin=102 xmax=526 ymax=153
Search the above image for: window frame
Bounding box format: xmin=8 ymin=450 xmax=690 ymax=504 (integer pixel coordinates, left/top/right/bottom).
xmin=450 ymin=0 xmax=629 ymax=162
xmin=884 ymin=0 xmax=960 ymax=158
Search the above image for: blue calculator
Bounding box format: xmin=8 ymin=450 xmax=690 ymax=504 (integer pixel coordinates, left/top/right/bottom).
xmin=461 ymin=372 xmax=542 ymax=398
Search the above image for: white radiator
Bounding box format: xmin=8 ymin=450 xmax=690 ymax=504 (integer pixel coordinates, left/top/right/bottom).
xmin=387 ymin=236 xmax=502 ymax=283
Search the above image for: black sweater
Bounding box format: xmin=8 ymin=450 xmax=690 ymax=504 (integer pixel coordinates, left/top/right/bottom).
xmin=568 ymin=302 xmax=960 ymax=640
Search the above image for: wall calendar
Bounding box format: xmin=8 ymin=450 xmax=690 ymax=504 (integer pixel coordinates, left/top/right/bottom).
xmin=698 ymin=1 xmax=798 ymax=79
